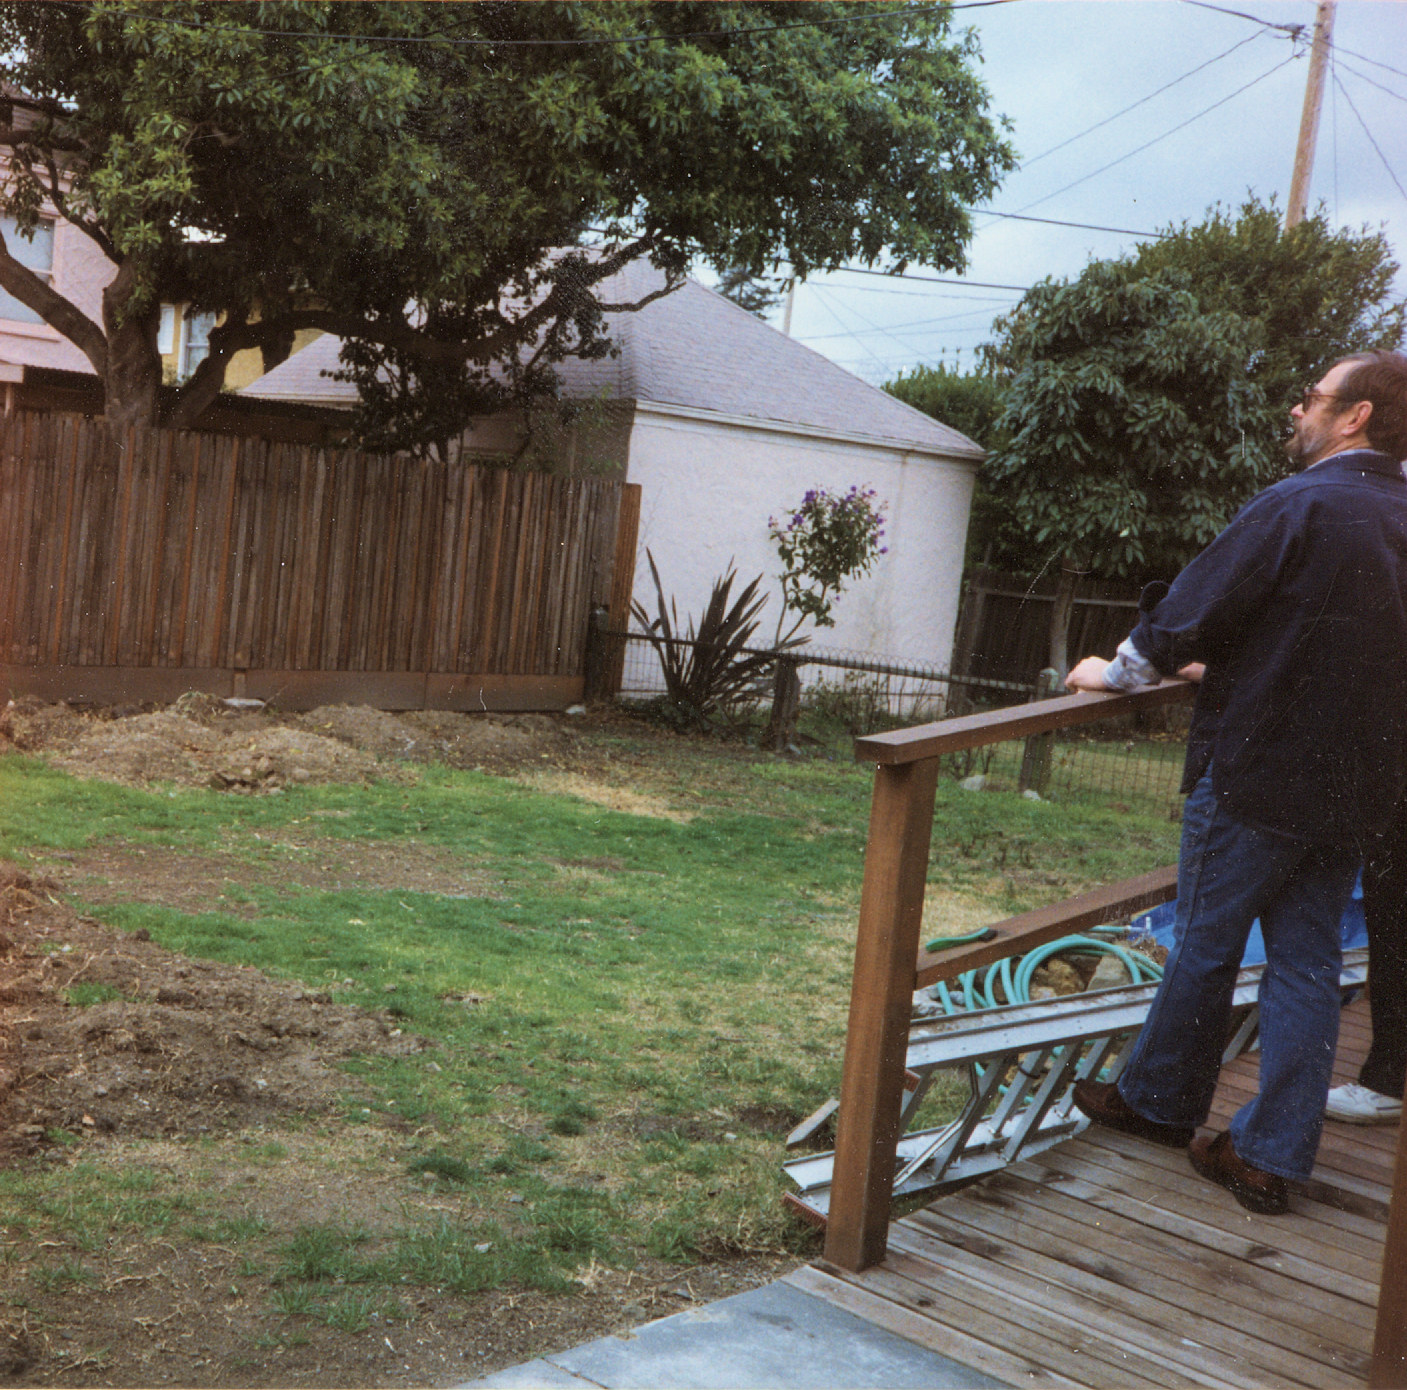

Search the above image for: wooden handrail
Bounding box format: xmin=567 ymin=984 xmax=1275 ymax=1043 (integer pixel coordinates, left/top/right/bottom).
xmin=915 ymin=865 xmax=1179 ymax=988
xmin=825 ymin=669 xmax=1405 ymax=1388
xmin=853 ymin=678 xmax=1196 ymax=766
xmin=826 ymin=682 xmax=1192 ymax=1271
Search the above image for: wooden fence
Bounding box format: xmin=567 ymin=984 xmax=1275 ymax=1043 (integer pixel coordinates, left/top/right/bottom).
xmin=952 ymin=565 xmax=1145 ymax=687
xmin=0 ymin=411 xmax=639 ymax=710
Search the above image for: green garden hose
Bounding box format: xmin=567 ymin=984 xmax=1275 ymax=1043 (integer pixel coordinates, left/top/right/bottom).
xmin=919 ymin=931 xmax=1163 ymax=1018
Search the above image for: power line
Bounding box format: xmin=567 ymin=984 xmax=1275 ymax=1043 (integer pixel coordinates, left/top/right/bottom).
xmin=1332 ymin=72 xmax=1407 ymax=208
xmin=1017 ymin=30 xmax=1268 ymax=170
xmin=799 ymin=304 xmax=1011 ymax=340
xmin=1329 ymin=42 xmax=1407 ymax=86
xmin=789 ymin=281 xmax=1019 ymax=301
xmin=804 ymin=282 xmax=1006 ymax=368
xmin=823 ymin=266 xmax=1031 ymax=291
xmin=1331 ymin=56 xmax=1407 ymax=108
xmin=971 ymin=209 xmax=1167 ymax=238
xmin=1177 ymin=1 xmax=1304 ymax=39
xmin=1011 ymin=51 xmax=1299 ymax=214
xmin=807 ymin=286 xmax=896 ymax=376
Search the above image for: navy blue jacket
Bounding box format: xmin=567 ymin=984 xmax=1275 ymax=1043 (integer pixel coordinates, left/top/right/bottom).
xmin=1131 ymin=449 xmax=1407 ymax=846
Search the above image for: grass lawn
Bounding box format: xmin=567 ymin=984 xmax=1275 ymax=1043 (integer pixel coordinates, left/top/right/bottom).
xmin=0 ymin=710 xmax=1184 ymax=1379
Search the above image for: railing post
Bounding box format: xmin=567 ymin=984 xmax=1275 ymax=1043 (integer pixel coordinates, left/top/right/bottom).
xmin=824 ymin=756 xmax=940 ymax=1272
xmin=1018 ymin=667 xmax=1062 ymax=795
xmin=1371 ymin=1123 xmax=1407 ymax=1386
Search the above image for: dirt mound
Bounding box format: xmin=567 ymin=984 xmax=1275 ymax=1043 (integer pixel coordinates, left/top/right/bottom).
xmin=292 ymin=704 xmax=570 ymax=770
xmin=0 ymin=868 xmax=425 ymax=1159
xmin=2 ymin=696 xmax=578 ymax=789
xmin=41 ymin=710 xmax=382 ymax=792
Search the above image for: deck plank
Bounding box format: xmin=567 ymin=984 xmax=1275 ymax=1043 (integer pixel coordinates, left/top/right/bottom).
xmin=1068 ymin=1127 xmax=1391 ymax=1251
xmin=980 ymin=1166 xmax=1376 ymax=1333
xmin=823 ymin=1249 xmax=1211 ymax=1388
xmin=1019 ymin=1141 xmax=1384 ymax=1293
xmin=784 ymin=1263 xmax=1088 ymax=1389
xmin=901 ymin=1194 xmax=1369 ymax=1383
xmin=797 ymin=993 xmax=1394 ymax=1389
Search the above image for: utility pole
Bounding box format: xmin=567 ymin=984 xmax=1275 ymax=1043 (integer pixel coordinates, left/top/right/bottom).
xmin=1286 ymin=0 xmax=1336 ymax=229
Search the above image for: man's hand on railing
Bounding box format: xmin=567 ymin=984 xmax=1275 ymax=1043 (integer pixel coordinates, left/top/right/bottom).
xmin=1065 ymin=657 xmax=1205 ymax=692
xmin=1064 ymin=656 xmax=1114 ymax=691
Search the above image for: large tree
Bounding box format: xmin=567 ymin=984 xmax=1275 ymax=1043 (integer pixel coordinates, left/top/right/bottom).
xmin=981 ymin=199 xmax=1405 ymax=676
xmin=0 ymin=1 xmax=1014 ymax=431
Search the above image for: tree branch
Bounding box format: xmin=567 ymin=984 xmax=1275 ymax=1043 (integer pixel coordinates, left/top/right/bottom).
xmin=169 ymin=240 xmax=686 ymax=423
xmin=0 ymin=126 xmax=88 ymax=156
xmin=163 ymin=308 xmax=253 ymax=429
xmin=0 ymin=230 xmax=107 ymax=376
xmin=39 ymin=155 xmax=119 ymax=262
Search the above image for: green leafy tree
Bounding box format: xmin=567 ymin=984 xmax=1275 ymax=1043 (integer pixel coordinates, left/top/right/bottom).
xmin=983 ymin=262 xmax=1275 ymax=676
xmin=0 ymin=1 xmax=1014 ymax=432
xmin=982 ymin=199 xmax=1404 ymax=676
xmin=885 ymin=362 xmax=1006 ymax=447
xmin=1126 ymin=197 xmax=1405 ymax=413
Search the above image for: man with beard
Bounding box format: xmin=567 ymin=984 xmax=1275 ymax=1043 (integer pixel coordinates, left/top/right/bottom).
xmin=1065 ymin=350 xmax=1407 ymax=1214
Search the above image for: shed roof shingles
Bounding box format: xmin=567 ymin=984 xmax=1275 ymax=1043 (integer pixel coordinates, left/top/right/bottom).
xmin=242 ymin=261 xmax=982 ymax=459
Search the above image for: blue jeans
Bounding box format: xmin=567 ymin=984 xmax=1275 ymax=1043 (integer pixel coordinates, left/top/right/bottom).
xmin=1117 ymin=769 xmax=1361 ymax=1180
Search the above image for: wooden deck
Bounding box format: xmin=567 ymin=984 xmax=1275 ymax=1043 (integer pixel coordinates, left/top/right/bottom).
xmin=790 ymin=994 xmax=1395 ymax=1388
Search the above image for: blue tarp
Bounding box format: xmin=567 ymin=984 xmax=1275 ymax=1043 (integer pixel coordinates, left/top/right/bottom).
xmin=1130 ymin=874 xmax=1368 ymax=967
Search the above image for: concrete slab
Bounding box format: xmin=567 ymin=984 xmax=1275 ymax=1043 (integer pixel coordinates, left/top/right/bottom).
xmin=459 ymin=1279 xmax=1005 ymax=1389
xmin=467 ymin=1361 xmax=597 ymax=1388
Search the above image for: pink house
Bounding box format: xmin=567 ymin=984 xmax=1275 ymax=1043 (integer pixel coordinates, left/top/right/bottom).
xmin=0 ymin=208 xmax=112 ymax=390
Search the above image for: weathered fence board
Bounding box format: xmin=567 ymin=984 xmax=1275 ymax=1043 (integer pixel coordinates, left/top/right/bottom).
xmin=0 ymin=412 xmax=640 ymax=710
xmin=953 ymin=565 xmax=1147 ymax=687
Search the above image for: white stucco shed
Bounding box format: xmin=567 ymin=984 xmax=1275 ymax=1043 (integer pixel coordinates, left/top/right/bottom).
xmin=241 ymin=262 xmax=983 ymax=672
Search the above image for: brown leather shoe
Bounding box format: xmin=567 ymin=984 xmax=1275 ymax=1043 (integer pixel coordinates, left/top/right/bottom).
xmin=1071 ymin=1079 xmax=1196 ymax=1148
xmin=1188 ymin=1130 xmax=1289 ymax=1215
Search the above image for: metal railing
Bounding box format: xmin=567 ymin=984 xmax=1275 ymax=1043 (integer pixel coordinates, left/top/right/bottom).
xmin=594 ymin=626 xmax=1032 ymax=713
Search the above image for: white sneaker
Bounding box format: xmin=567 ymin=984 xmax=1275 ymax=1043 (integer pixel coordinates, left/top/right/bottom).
xmin=1324 ymin=1083 xmax=1403 ymax=1125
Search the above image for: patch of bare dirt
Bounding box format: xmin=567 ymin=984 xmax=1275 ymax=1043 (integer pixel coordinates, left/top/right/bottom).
xmin=1 ymin=695 xmax=584 ymax=792
xmin=295 ymin=704 xmax=574 ymax=777
xmin=0 ymin=868 xmax=423 ymax=1158
xmin=521 ymin=769 xmax=695 ymax=822
xmin=49 ymin=840 xmax=502 ymax=919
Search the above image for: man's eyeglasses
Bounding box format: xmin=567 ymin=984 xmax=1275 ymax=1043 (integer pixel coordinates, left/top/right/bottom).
xmin=1297 ymin=385 xmax=1350 ymax=411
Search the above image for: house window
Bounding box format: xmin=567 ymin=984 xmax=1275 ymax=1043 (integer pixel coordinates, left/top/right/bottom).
xmin=181 ymin=309 xmax=216 ymax=377
xmin=0 ymin=216 xmax=54 ymax=325
xmin=157 ymin=304 xmax=176 ymax=355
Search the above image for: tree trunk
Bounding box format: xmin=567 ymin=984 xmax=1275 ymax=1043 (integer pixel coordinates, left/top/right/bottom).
xmin=1048 ymin=556 xmax=1086 ymax=681
xmin=100 ymin=267 xmax=162 ymax=429
xmin=163 ymin=354 xmax=228 ymax=431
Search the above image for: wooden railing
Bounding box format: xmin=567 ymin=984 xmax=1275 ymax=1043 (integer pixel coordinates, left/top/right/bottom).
xmin=822 ymin=679 xmax=1407 ymax=1388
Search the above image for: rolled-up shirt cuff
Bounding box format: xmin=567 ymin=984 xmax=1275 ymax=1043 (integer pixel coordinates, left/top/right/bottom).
xmin=1102 ymin=637 xmax=1161 ymax=691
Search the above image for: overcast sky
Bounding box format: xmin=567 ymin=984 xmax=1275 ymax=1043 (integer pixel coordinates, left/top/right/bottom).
xmin=768 ymin=0 xmax=1407 ymax=386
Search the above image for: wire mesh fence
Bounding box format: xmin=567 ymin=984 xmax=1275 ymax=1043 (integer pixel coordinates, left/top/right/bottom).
xmin=940 ymin=726 xmax=1188 ymax=820
xmin=596 ymin=628 xmax=1190 ymax=819
xmin=604 ymin=627 xmax=1031 ymax=716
